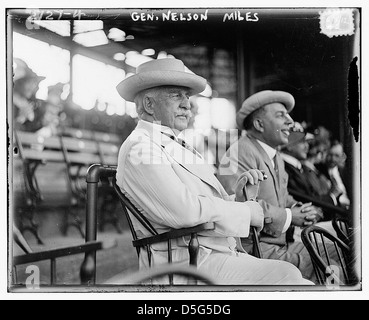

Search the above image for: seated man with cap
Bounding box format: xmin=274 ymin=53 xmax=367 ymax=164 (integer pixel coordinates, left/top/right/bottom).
xmin=217 ymin=90 xmax=320 ymax=282
xmin=280 ymin=122 xmax=339 ymax=222
xmin=115 ymin=59 xmax=313 ymax=285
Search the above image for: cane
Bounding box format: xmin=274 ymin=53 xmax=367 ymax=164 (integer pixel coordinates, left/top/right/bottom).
xmin=242 ymin=174 xmax=265 ymax=259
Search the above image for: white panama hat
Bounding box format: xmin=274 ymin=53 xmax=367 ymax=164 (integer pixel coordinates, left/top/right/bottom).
xmin=116 ymin=58 xmax=207 ymax=102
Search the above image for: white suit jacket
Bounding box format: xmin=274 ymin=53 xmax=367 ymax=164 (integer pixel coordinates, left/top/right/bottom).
xmin=116 ymin=120 xmax=260 ymax=269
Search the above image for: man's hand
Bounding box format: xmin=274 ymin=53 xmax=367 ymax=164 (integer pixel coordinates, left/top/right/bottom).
xmin=291 ymin=202 xmax=319 ymax=227
xmin=235 ymin=169 xmax=267 ymax=202
xmin=247 ymin=201 xmax=264 ymax=232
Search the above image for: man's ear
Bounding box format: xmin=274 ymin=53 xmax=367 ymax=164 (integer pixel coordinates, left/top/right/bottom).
xmin=253 ymin=118 xmax=264 ymax=133
xmin=143 ymin=96 xmax=154 ymax=115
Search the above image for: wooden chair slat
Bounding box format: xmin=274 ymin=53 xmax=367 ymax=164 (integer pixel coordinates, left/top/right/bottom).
xmin=22 ymin=149 xmax=64 ymax=162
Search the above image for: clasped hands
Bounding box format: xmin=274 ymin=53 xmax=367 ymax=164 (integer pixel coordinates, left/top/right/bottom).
xmin=291 ymin=202 xmax=322 ymax=227
xmin=234 ymin=169 xmax=322 ymax=231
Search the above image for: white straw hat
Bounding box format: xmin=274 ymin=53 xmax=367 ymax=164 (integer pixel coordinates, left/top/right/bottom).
xmin=116 ymin=58 xmax=207 ymax=102
xmin=236 ymin=90 xmax=295 ymax=129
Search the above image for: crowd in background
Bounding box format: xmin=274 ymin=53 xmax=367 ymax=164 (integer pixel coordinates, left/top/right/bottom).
xmin=11 ymin=54 xmax=355 ymax=287
xmin=12 ymin=58 xmax=137 ymax=141
xmin=280 ymin=122 xmax=351 ymax=212
xmin=12 ymin=58 xmax=351 ymax=214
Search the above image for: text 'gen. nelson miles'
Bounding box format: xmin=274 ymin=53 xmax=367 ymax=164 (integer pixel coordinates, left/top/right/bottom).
xmin=130 ymin=10 xmax=259 ymax=22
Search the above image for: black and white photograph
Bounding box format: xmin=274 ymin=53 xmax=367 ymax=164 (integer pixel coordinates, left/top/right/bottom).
xmin=2 ymin=1 xmax=367 ymax=301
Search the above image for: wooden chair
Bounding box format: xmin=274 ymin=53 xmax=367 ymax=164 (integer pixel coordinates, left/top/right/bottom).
xmin=60 ymin=127 xmax=121 ymax=160
xmin=13 ymin=130 xmax=66 ymax=244
xmin=96 ymin=140 xmax=120 ymax=166
xmin=12 ymin=240 xmax=116 ymax=287
xmin=13 ymin=129 xmax=102 ymax=239
xmin=14 ymin=129 xmax=97 ymax=238
xmin=13 ymin=128 xmax=124 ymax=246
xmin=332 ymin=216 xmax=351 ymax=246
xmin=13 ymin=225 xmax=33 ymax=254
xmin=59 ymin=126 xmax=122 ymax=233
xmin=60 ymin=127 xmax=95 ymax=141
xmin=58 ymin=134 xmax=105 ymax=237
xmin=82 ymin=164 xmax=216 ymax=285
xmin=60 ymin=127 xmax=121 ymax=150
xmin=301 ymin=225 xmax=358 ymax=286
xmin=94 ymin=130 xmax=121 ymax=146
xmin=94 ymin=137 xmax=121 ymax=233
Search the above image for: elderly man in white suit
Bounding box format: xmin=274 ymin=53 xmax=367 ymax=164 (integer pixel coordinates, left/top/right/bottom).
xmin=115 ymin=58 xmax=313 ymax=285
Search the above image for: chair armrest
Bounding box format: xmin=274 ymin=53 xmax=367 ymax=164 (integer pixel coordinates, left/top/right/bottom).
xmin=132 ymin=222 xmax=215 ymax=248
xmin=13 ymin=240 xmax=117 ymax=266
xmin=104 ymin=263 xmax=216 ymax=285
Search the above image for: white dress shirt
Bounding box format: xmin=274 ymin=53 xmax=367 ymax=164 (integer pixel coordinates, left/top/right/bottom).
xmin=281 ymin=153 xmax=303 ymax=171
xmin=329 ymin=166 xmax=350 ymax=206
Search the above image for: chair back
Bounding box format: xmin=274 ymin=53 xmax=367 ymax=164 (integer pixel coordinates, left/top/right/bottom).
xmin=84 ymin=164 xmax=215 ymax=285
xmin=112 ymin=177 xmax=158 ymax=257
xmin=332 ymin=216 xmax=351 ymax=245
xmin=301 ymin=225 xmax=357 ymax=286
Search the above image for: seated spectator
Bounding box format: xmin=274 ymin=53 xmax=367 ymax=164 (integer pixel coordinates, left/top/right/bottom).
xmin=303 ymin=138 xmax=335 ymax=201
xmin=115 ymin=58 xmax=313 ymax=285
xmin=13 ymin=58 xmax=46 ymax=132
xmin=313 ymin=125 xmax=332 ymax=158
xmin=317 ymin=141 xmax=351 ymax=208
xmin=217 ymin=90 xmax=328 ymax=282
xmin=280 ymin=122 xmax=337 ymax=221
xmin=36 ymin=82 xmax=67 ymax=137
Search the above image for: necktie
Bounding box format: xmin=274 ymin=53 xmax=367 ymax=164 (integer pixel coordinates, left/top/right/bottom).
xmin=273 ymin=153 xmax=279 ymax=176
xmin=273 ymin=152 xmax=280 ymax=186
xmin=161 ymin=131 xmax=201 ymax=157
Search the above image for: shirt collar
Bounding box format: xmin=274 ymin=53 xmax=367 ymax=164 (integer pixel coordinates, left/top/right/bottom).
xmin=137 ymin=119 xmax=199 ymax=154
xmin=137 ymin=119 xmax=178 ymax=142
xmin=303 ymin=160 xmax=317 ymax=172
xmin=146 ymin=120 xmax=177 ymax=136
xmin=280 ymin=153 xmax=302 ymax=170
xmin=329 ymin=166 xmax=339 ymax=176
xmin=255 ymin=139 xmax=277 ymax=161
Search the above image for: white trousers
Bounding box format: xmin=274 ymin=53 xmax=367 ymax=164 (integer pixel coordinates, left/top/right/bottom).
xmin=199 ymin=251 xmax=314 ymax=286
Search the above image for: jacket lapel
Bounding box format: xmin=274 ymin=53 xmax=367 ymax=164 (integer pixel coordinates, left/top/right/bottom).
xmin=164 ymin=141 xmax=223 ymax=194
xmin=137 ymin=121 xmax=223 ymax=195
xmin=247 ymin=134 xmax=281 ymax=202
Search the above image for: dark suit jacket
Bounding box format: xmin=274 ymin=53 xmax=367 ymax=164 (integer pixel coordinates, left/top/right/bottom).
xmin=302 ymin=163 xmax=332 ymax=197
xmin=284 ymin=161 xmax=336 ymax=220
xmin=316 ymin=163 xmax=350 ymax=190
xmin=217 ymin=133 xmax=296 ymax=246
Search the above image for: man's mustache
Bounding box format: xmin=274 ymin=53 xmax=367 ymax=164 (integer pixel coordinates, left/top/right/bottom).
xmin=177 ymin=111 xmax=192 ymax=118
